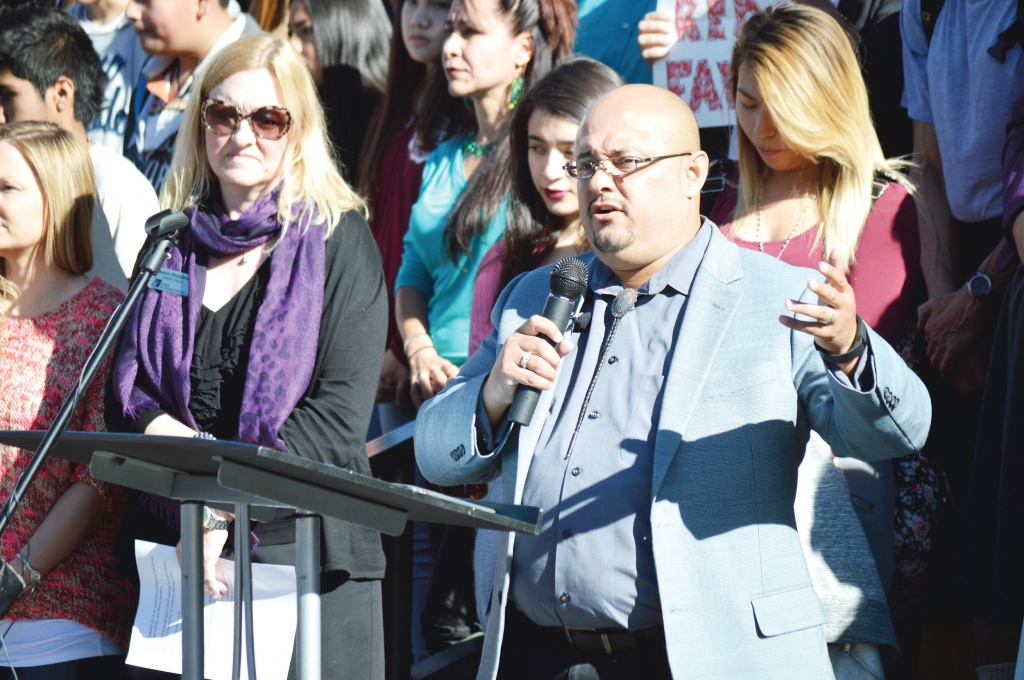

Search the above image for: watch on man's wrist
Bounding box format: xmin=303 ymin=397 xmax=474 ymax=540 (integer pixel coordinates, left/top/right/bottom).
xmin=967 ymin=271 xmax=993 ymax=298
xmin=202 ymin=506 xmax=231 ymax=531
xmin=816 ymin=316 xmax=869 ymax=366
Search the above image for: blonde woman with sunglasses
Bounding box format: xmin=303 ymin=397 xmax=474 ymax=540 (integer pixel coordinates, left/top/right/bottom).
xmin=108 ymin=36 xmax=388 ymax=678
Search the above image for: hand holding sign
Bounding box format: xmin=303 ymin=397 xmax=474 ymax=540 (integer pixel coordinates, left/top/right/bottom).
xmin=639 ymin=11 xmax=677 ymax=68
xmin=648 ymin=0 xmax=778 ymax=128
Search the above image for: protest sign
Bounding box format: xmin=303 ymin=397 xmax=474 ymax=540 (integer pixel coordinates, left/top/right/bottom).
xmin=653 ymin=0 xmax=779 ymax=127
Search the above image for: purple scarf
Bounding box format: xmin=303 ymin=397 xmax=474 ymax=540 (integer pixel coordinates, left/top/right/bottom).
xmin=113 ymin=185 xmax=326 ymax=452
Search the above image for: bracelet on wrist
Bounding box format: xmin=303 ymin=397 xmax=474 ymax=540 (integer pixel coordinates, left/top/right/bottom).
xmin=403 ymin=332 xmax=431 ymax=353
xmin=405 ymin=338 xmax=435 ymax=357
xmin=18 ymin=553 xmax=41 ymax=591
xmin=407 ymin=345 xmax=437 ymax=362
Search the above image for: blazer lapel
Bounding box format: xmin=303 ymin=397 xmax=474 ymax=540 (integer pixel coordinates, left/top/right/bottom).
xmin=652 ymin=229 xmax=743 ymax=497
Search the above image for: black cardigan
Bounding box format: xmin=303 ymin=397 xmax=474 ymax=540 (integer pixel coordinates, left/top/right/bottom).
xmin=106 ymin=209 xmax=388 ymax=578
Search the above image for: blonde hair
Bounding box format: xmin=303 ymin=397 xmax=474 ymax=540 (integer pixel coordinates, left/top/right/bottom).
xmin=0 ymin=122 xmax=94 ymax=302
xmin=161 ymin=35 xmax=366 ymax=237
xmin=729 ymin=2 xmax=910 ymax=270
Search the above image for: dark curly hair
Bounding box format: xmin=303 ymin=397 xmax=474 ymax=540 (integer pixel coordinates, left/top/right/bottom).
xmin=444 ymin=0 xmax=578 ymax=261
xmin=0 ymin=6 xmax=107 ymax=126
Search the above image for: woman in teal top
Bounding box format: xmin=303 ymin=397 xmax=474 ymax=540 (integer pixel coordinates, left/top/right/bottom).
xmin=395 ymin=0 xmax=575 ymax=408
xmin=395 ymin=134 xmax=505 ymax=372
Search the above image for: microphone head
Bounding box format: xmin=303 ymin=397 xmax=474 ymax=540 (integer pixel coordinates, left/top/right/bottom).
xmin=550 ymin=257 xmax=590 ymax=301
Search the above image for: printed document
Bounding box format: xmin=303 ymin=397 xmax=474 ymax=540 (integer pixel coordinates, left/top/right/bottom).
xmin=127 ymin=540 xmax=297 ymax=680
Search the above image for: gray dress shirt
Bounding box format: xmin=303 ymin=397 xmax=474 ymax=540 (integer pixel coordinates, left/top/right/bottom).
xmin=508 ymin=223 xmax=713 ymax=631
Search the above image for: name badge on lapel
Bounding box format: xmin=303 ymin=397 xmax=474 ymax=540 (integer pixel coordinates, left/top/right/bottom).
xmin=149 ymin=270 xmax=189 ymax=296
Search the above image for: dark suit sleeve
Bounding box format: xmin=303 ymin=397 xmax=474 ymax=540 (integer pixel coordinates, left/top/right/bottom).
xmin=278 ymin=210 xmax=388 ymax=474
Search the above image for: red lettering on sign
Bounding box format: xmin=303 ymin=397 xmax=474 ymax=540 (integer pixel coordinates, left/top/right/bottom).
xmin=734 ymin=0 xmax=761 ymax=36
xmin=689 ymin=59 xmax=722 ymax=112
xmin=675 ymin=0 xmax=702 ymax=41
xmin=717 ymin=61 xmax=734 ymax=108
xmin=708 ymin=0 xmax=726 ymax=39
xmin=666 ymin=60 xmax=694 ymax=97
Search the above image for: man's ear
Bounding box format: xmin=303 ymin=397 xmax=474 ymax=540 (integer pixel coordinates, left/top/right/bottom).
xmin=513 ymin=31 xmax=535 ymax=70
xmin=683 ymin=150 xmax=709 ymax=200
xmin=196 ymin=0 xmax=215 ymax=21
xmin=48 ymin=76 xmax=77 ymax=123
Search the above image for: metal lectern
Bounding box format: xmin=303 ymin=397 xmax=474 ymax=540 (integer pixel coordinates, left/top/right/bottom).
xmin=0 ymin=431 xmax=539 ymax=680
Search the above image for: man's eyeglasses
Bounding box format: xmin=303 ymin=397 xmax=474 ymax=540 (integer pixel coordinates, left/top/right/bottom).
xmin=201 ymin=100 xmax=293 ymax=140
xmin=563 ymin=152 xmax=692 ymax=179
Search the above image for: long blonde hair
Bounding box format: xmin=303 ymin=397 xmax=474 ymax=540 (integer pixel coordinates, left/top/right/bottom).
xmin=161 ymin=35 xmax=366 ymax=238
xmin=0 ymin=122 xmax=94 ymax=303
xmin=729 ymin=2 xmax=910 ymax=269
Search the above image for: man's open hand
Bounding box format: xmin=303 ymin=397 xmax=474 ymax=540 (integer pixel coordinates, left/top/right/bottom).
xmin=779 ymin=249 xmax=861 ymax=376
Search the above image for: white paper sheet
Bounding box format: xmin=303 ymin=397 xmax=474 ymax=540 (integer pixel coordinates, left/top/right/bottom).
xmin=652 ymin=0 xmax=780 ymax=128
xmin=127 ymin=540 xmax=297 ymax=680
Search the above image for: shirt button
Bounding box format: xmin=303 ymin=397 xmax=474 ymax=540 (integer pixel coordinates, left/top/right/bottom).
xmin=562 ymin=529 xmax=572 ymax=539
xmin=588 ymin=410 xmax=600 ymax=419
xmin=560 ymin=593 xmax=571 ymax=603
xmin=572 ymin=467 xmax=581 ymax=476
xmin=622 ymin=22 xmax=630 ymax=30
xmin=608 ymin=356 xmax=618 ymax=364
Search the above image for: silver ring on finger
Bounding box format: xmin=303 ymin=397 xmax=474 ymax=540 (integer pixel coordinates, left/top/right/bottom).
xmin=519 ymin=351 xmax=533 ymax=369
xmin=821 ymin=309 xmax=835 ymax=325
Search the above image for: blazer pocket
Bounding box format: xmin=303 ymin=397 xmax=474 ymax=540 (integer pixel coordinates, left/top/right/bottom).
xmin=704 ymin=361 xmax=778 ymax=398
xmin=750 ymin=585 xmax=826 ymax=637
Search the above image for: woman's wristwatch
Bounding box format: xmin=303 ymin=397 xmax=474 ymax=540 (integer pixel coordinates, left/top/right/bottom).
xmin=19 ymin=553 xmax=41 ymax=591
xmin=202 ymin=506 xmax=231 ymax=531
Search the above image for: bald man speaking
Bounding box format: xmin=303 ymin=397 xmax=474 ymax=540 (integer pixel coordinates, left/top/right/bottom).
xmin=415 ymin=85 xmax=930 ymax=679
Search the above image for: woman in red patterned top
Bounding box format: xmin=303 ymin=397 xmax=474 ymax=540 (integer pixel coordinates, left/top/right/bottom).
xmin=0 ymin=122 xmax=134 ymax=677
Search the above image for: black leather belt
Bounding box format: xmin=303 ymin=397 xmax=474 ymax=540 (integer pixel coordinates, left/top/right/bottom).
xmin=560 ymin=624 xmax=665 ymax=656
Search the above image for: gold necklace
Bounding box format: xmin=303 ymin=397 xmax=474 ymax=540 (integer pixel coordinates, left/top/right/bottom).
xmin=755 ymin=194 xmax=817 ymax=260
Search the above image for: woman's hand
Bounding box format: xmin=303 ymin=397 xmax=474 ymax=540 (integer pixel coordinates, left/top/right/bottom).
xmin=638 ymin=11 xmax=677 ymax=68
xmin=481 ymin=316 xmax=574 ymax=428
xmin=176 ymin=525 xmax=230 ymax=599
xmin=377 ymin=349 xmax=410 ymax=405
xmin=779 ymin=249 xmax=862 ymax=376
xmin=408 ymin=341 xmax=459 ymax=408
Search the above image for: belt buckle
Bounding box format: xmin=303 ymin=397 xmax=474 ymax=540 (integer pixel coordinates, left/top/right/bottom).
xmin=563 ymin=626 xmax=614 ymax=656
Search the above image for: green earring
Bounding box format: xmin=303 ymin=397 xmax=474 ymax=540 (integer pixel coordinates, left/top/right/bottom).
xmin=508 ymin=74 xmax=524 ymax=111
xmin=463 ymin=97 xmax=473 ymax=111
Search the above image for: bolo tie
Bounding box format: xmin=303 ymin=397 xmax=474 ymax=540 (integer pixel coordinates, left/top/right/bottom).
xmin=564 ymin=287 xmax=638 ymax=460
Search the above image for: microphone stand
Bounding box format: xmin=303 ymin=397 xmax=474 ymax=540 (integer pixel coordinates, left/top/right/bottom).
xmin=0 ymin=210 xmax=188 ymax=616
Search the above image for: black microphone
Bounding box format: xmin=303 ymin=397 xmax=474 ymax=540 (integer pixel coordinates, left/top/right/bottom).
xmin=507 ymin=257 xmax=589 ymax=426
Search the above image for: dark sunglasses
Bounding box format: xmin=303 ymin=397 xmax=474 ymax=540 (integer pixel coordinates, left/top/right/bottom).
xmin=201 ymin=100 xmax=293 ymax=140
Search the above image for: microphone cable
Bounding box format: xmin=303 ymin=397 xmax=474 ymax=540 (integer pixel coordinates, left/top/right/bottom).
xmin=564 ymin=288 xmax=638 ymax=460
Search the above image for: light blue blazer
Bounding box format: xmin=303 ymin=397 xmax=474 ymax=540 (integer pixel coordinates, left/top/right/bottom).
xmin=415 ymin=225 xmax=931 ymax=680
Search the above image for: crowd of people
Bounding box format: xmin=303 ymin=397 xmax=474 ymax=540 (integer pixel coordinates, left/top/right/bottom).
xmin=0 ymin=0 xmax=1019 ymax=677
